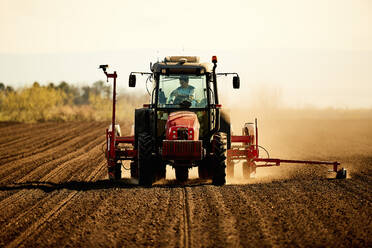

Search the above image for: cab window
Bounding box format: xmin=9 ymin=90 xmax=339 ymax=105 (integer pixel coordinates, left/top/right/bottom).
xmin=158 ymin=74 xmax=207 ymax=108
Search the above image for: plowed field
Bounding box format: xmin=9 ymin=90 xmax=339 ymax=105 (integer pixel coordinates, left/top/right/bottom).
xmin=0 ymin=120 xmax=371 ymax=247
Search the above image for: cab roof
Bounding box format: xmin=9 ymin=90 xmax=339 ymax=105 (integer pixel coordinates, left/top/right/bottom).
xmin=151 ymin=56 xmax=211 ymax=74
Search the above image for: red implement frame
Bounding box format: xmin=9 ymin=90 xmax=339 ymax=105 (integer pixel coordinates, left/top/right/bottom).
xmin=228 ymin=118 xmax=341 ymax=173
xmin=102 ymin=68 xmax=137 ymax=176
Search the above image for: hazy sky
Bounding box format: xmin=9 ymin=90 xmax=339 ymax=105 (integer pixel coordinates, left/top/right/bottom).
xmin=0 ymin=0 xmax=371 ymax=108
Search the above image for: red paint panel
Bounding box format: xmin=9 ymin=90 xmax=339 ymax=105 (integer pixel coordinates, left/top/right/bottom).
xmin=231 ymin=135 xmax=251 ymax=143
xmin=165 ymin=111 xmax=200 ymax=140
xmin=162 ymin=140 xmax=203 ymax=160
xmin=115 ymin=136 xmax=135 ymax=144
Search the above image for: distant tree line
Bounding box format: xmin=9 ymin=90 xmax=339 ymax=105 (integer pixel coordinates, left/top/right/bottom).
xmin=0 ymin=82 xmax=14 ymax=93
xmin=0 ymin=81 xmax=147 ymax=122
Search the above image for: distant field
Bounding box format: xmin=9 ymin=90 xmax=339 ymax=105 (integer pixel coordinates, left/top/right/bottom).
xmin=0 ymin=119 xmax=370 ymax=247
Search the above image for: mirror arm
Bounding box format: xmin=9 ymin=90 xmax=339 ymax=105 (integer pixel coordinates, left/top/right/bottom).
xmin=216 ymin=72 xmax=239 ymax=77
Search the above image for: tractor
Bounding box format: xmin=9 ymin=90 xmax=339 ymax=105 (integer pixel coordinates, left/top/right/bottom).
xmin=99 ymin=56 xmax=347 ymax=186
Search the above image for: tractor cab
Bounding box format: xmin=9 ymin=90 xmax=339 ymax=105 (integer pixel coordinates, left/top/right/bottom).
xmin=150 ymin=56 xmax=216 ymax=141
xmin=129 ymin=56 xmax=228 ymax=143
xmin=152 ymin=56 xmax=212 ymax=109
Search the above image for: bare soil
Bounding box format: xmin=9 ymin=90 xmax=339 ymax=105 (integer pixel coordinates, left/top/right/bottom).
xmin=0 ymin=120 xmax=371 ymax=247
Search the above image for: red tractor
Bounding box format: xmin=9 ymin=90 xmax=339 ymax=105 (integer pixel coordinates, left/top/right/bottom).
xmin=99 ymin=56 xmax=346 ymax=186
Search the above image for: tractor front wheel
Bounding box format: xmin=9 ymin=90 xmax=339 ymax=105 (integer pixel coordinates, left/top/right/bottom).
xmin=198 ymin=158 xmax=212 ymax=179
xmin=156 ymin=161 xmax=166 ymax=181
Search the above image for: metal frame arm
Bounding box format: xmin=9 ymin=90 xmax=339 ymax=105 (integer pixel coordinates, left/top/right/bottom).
xmin=130 ymin=72 xmax=152 ymax=76
xmin=216 ymin=72 xmax=239 ymax=77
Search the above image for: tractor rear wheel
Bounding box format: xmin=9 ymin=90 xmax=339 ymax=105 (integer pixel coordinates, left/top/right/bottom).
xmin=138 ymin=133 xmax=154 ymax=186
xmin=175 ymin=167 xmax=189 ymax=182
xmin=212 ymin=132 xmax=227 ymax=186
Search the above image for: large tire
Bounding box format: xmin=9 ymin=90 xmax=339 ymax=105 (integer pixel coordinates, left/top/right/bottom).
xmin=212 ymin=132 xmax=227 ymax=186
xmin=198 ymin=158 xmax=212 ymax=179
xmin=130 ymin=161 xmax=138 ymax=179
xmin=157 ymin=162 xmax=166 ymax=180
xmin=108 ymin=161 xmax=122 ymax=181
xmin=138 ymin=133 xmax=154 ymax=186
xmin=175 ymin=167 xmax=189 ymax=182
xmin=153 ymin=159 xmax=166 ymax=181
xmin=336 ymin=168 xmax=347 ymax=179
xmin=198 ymin=165 xmax=209 ymax=179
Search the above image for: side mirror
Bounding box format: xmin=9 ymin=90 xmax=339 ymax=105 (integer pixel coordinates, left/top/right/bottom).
xmin=129 ymin=74 xmax=136 ymax=87
xmin=233 ymin=76 xmax=240 ymax=89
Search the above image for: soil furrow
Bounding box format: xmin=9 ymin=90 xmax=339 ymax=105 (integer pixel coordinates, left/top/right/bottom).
xmin=0 ymin=123 xmax=55 ymax=144
xmin=0 ymin=122 xmax=90 ymax=161
xmin=182 ymin=187 xmax=191 ymax=248
xmin=233 ymin=185 xmax=284 ymax=247
xmin=0 ymin=142 xmax=104 ymax=222
xmin=4 ymin=159 xmax=104 ymax=248
xmin=0 ymin=121 xmax=370 ymax=247
xmin=203 ymin=186 xmax=241 ymax=247
xmin=0 ymin=137 xmax=104 ymax=212
xmin=0 ymin=127 xmax=105 ymax=184
xmin=0 ymin=122 xmax=75 ymax=151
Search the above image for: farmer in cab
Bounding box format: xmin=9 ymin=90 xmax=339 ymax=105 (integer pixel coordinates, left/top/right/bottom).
xmin=168 ymin=75 xmax=195 ymax=105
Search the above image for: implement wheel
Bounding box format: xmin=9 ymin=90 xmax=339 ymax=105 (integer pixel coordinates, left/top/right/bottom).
xmin=336 ymin=168 xmax=347 ymax=179
xmin=226 ymin=158 xmax=234 ymax=178
xmin=138 ymin=133 xmax=154 ymax=186
xmin=108 ymin=161 xmax=122 ymax=181
xmin=212 ymin=132 xmax=227 ymax=186
xmin=243 ymin=161 xmax=255 ymax=179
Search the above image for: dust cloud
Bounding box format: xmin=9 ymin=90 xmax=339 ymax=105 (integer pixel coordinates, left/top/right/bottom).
xmin=226 ymin=105 xmax=372 ymax=182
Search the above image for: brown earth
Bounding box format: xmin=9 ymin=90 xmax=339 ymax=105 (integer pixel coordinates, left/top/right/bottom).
xmin=0 ymin=120 xmax=371 ymax=247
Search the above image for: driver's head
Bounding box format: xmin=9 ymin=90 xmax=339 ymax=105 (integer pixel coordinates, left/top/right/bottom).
xmin=179 ymin=75 xmax=189 ymax=88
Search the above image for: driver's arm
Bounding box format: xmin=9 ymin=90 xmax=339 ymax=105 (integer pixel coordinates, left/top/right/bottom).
xmin=189 ymin=88 xmax=195 ymax=100
xmin=167 ymin=89 xmax=178 ymax=103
